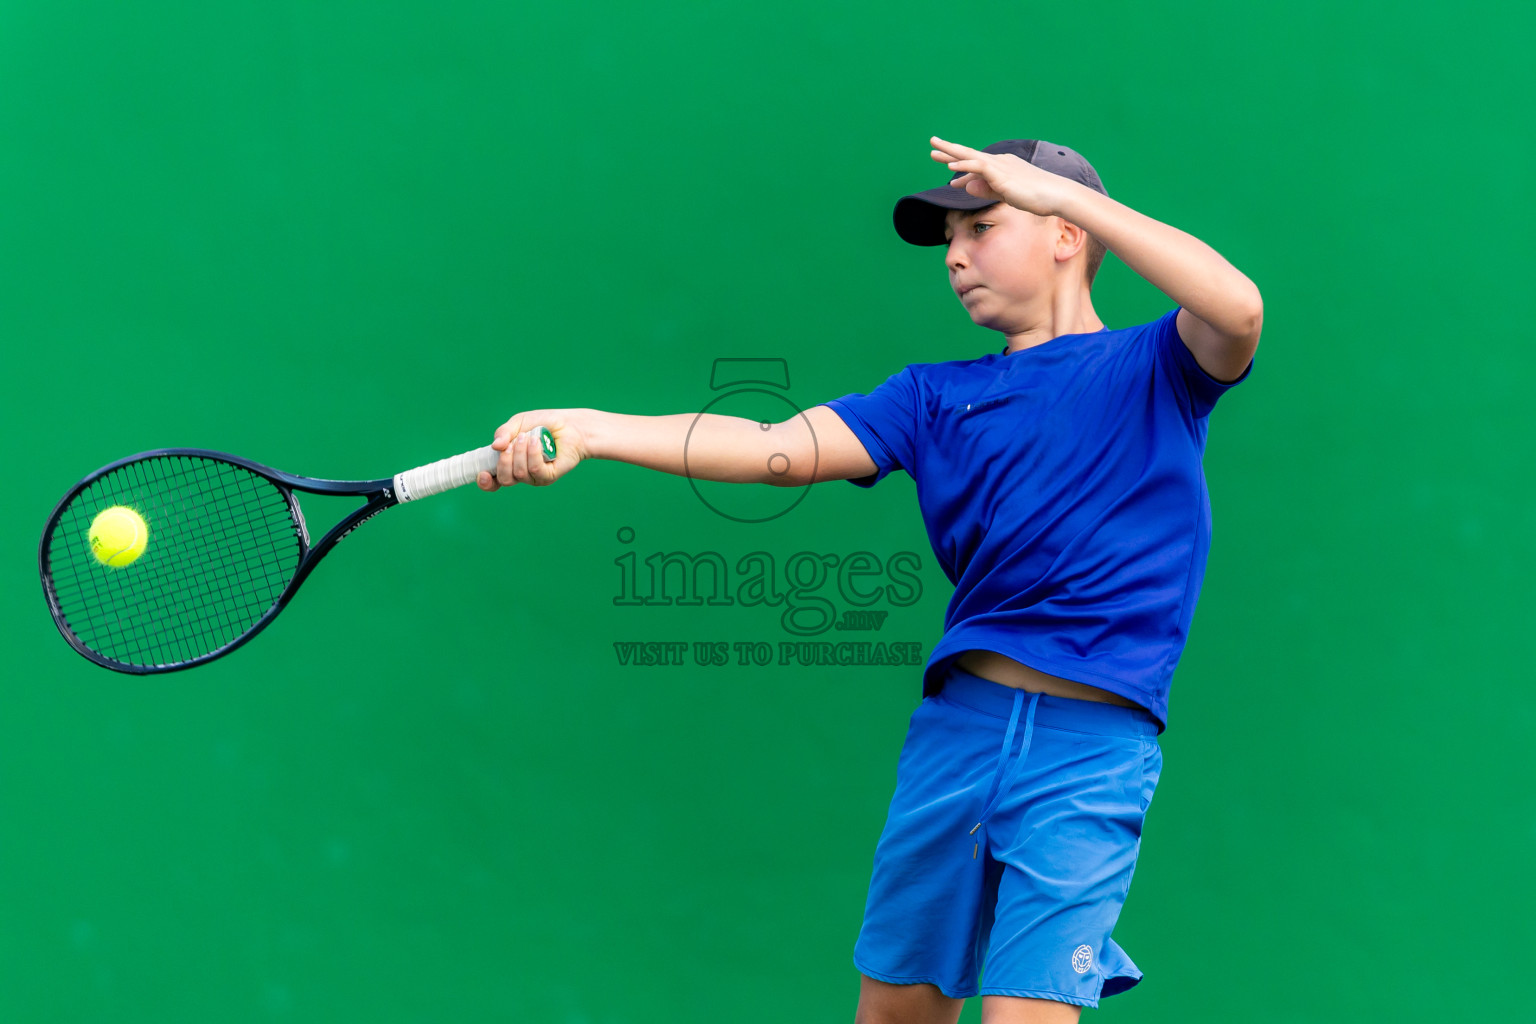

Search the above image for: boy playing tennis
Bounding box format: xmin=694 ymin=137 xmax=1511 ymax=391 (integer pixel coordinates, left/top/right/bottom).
xmin=479 ymin=135 xmax=1260 ymax=1023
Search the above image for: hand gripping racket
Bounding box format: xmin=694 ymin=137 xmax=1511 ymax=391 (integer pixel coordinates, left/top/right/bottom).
xmin=38 ymin=428 xmax=557 ymax=674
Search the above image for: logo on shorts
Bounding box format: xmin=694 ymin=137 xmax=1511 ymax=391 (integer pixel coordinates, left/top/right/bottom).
xmin=1071 ymin=944 xmax=1093 ymax=974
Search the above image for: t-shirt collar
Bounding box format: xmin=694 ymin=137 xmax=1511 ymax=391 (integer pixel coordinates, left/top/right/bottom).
xmin=999 ymin=324 xmax=1110 ymax=356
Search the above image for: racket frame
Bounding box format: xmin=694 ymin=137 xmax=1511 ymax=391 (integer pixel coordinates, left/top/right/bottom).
xmin=39 ymin=447 xmax=398 ymax=675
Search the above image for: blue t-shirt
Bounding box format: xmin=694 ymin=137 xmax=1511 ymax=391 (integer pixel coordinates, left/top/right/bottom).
xmin=824 ymin=307 xmax=1251 ymax=728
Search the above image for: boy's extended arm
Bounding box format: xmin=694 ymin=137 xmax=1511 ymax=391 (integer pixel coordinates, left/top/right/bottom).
xmin=932 ymin=136 xmax=1263 ymax=383
xmin=477 ymin=405 xmax=876 ymax=491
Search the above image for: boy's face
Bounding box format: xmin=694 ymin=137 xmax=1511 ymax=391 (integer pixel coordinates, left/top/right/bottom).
xmin=942 ymin=203 xmax=1072 ymax=332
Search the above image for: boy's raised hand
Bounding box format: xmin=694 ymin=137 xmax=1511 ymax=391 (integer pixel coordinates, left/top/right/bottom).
xmin=930 ymin=136 xmax=1075 ymax=217
xmin=477 ymin=409 xmax=589 ymax=492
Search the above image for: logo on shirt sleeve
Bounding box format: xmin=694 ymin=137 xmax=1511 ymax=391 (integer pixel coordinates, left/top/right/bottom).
xmin=1071 ymin=944 xmax=1093 ymax=974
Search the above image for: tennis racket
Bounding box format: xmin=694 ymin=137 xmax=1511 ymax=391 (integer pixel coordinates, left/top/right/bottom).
xmin=38 ymin=428 xmax=557 ymax=674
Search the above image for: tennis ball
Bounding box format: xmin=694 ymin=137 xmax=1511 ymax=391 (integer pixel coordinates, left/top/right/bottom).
xmin=89 ymin=506 xmax=148 ymax=568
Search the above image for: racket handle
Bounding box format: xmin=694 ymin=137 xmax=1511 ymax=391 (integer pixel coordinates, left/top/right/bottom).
xmin=394 ymin=427 xmax=557 ymax=503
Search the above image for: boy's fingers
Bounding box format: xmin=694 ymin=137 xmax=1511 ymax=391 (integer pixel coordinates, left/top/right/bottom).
xmin=488 ymin=417 xmax=564 ymax=486
xmin=530 ymin=429 xmax=556 ymax=476
xmin=930 ymin=136 xmax=980 ymax=156
xmin=477 ymin=470 xmax=501 ymax=492
xmin=528 ymin=451 xmax=554 ymax=486
xmin=516 ymin=429 xmax=538 ymax=483
xmin=514 ymin=431 xmax=533 ymax=483
xmin=516 ymin=430 xmax=540 ymax=480
xmin=493 ymin=413 xmax=530 ymax=450
xmin=932 ymin=149 xmax=981 ymax=167
xmin=497 ymin=433 xmax=524 ymax=485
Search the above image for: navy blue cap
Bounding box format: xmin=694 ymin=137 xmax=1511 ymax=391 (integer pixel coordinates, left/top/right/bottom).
xmin=893 ymin=139 xmax=1108 ymax=246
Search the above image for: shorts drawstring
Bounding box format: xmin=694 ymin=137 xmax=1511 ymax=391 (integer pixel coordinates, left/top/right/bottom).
xmin=969 ymin=689 xmax=1041 ymax=859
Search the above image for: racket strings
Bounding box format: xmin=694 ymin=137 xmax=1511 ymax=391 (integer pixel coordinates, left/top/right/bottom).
xmin=125 ymin=462 xmax=291 ymax=663
xmin=45 ymin=456 xmax=303 ymax=668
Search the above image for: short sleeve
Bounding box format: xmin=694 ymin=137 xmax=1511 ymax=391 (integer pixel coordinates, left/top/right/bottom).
xmin=822 ymin=365 xmax=921 ymax=488
xmin=1150 ymin=307 xmax=1253 ymax=418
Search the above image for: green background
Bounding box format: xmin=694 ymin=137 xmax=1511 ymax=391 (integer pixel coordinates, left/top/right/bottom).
xmin=3 ymin=1 xmax=1531 ymax=1020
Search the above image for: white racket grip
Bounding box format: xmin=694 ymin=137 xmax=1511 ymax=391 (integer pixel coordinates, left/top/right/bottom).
xmin=393 ymin=446 xmax=500 ymax=503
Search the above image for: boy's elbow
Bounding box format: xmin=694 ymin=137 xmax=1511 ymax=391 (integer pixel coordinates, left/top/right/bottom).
xmin=1212 ymin=285 xmax=1262 ymax=351
xmin=1239 ymin=285 xmax=1263 ymax=343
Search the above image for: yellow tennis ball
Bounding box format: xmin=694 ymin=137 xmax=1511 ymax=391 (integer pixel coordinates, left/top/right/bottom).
xmin=89 ymin=506 xmax=149 ymax=568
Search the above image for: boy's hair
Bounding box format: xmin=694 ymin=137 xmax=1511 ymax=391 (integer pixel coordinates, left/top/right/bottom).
xmin=1084 ymin=233 xmax=1107 ymax=287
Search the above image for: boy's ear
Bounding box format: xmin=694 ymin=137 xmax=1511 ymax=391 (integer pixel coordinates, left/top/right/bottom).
xmin=1053 ymin=217 xmax=1089 ymax=264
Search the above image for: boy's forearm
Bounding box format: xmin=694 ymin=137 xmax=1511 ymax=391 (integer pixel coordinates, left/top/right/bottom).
xmin=576 ymin=409 xmax=806 ymax=486
xmin=1056 ymin=185 xmax=1263 ymax=340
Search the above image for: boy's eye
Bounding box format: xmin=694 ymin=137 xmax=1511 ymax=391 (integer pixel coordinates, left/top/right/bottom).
xmin=942 ymin=223 xmax=990 ymax=246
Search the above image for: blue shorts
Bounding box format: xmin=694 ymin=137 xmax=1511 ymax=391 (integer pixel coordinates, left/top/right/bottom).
xmin=854 ymin=666 xmax=1163 ymax=1006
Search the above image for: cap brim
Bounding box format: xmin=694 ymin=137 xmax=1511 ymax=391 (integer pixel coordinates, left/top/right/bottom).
xmin=893 ymin=186 xmax=999 ymax=246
